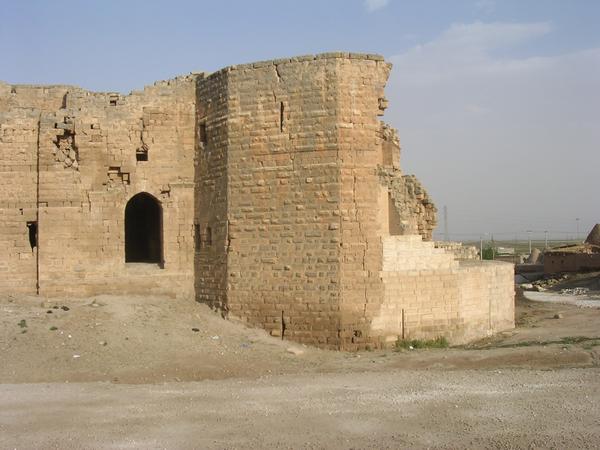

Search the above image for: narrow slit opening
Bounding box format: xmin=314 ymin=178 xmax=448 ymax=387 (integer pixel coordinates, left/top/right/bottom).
xmin=279 ymin=102 xmax=284 ymax=132
xmin=199 ymin=122 xmax=207 ymax=145
xmin=194 ymin=224 xmax=202 ymax=251
xmin=26 ymin=221 xmax=37 ymax=251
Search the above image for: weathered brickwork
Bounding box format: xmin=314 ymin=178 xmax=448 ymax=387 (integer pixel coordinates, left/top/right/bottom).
xmin=0 ymin=53 xmax=514 ymax=350
xmin=374 ymin=236 xmax=514 ymax=345
xmin=0 ymin=78 xmax=197 ymax=298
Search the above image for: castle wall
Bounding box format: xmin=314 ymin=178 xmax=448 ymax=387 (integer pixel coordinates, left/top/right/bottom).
xmin=0 ymin=101 xmax=38 ymax=293
xmin=222 ymin=55 xmax=345 ymax=348
xmin=335 ymin=56 xmax=392 ymax=349
xmin=0 ymin=79 xmax=197 ymax=297
xmin=375 ymin=236 xmax=514 ymax=344
xmin=194 ymin=71 xmax=229 ymax=308
xmin=1 ymin=53 xmax=514 ymax=350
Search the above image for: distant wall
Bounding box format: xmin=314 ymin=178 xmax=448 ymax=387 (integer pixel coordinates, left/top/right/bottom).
xmin=544 ymin=252 xmax=600 ymax=274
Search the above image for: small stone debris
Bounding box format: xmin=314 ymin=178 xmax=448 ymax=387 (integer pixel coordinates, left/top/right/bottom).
xmin=211 ymin=335 xmax=220 ymax=340
xmin=191 ymin=328 xmax=200 ymax=332
xmin=72 ymin=354 xmax=80 ymax=359
xmin=52 ymin=305 xmax=59 ymax=309
xmin=553 ymin=313 xmax=563 ymax=319
xmin=61 ymin=306 xmax=70 ymax=311
xmin=286 ymin=346 xmax=305 ymax=356
xmin=99 ymin=340 xmax=107 ymax=346
xmin=46 ymin=310 xmax=53 ymax=314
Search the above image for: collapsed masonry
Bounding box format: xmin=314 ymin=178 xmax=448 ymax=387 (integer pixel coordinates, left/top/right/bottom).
xmin=0 ymin=53 xmax=514 ymax=350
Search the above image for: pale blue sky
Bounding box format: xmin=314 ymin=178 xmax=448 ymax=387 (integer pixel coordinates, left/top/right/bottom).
xmin=2 ymin=0 xmax=599 ymax=240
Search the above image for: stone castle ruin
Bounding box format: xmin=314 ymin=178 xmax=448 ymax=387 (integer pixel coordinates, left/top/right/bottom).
xmin=0 ymin=53 xmax=514 ymax=350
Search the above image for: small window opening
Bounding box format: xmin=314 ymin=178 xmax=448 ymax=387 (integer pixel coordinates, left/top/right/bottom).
xmin=109 ymin=99 xmax=117 ymax=106
xmin=136 ymin=145 xmax=148 ymax=162
xmin=194 ymin=224 xmax=202 ymax=250
xmin=26 ymin=221 xmax=37 ymax=251
xmin=199 ymin=122 xmax=207 ymax=145
xmin=280 ymin=102 xmax=284 ymax=132
xmin=205 ymin=227 xmax=212 ymax=247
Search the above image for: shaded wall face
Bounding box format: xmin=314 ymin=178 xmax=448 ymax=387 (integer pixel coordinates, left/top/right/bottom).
xmin=222 ymin=56 xmax=344 ymax=348
xmin=194 ymin=72 xmax=229 ymax=309
xmin=0 ymin=80 xmax=197 ymax=297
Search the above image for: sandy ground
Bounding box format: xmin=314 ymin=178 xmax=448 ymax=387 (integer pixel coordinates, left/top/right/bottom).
xmin=1 ymin=286 xmax=600 ymax=448
xmin=2 ymin=369 xmax=600 ymax=449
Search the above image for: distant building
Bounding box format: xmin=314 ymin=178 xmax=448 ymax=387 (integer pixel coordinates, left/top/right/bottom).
xmin=497 ymin=247 xmax=515 ymax=255
xmin=544 ymin=224 xmax=600 ymax=273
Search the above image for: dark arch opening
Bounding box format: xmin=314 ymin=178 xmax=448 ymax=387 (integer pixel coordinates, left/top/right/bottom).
xmin=125 ymin=192 xmax=163 ymax=264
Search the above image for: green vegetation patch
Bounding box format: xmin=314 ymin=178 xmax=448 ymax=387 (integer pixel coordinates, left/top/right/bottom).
xmin=396 ymin=336 xmax=449 ymax=350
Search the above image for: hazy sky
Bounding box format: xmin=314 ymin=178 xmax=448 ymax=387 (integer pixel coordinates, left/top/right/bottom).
xmin=2 ymin=0 xmax=598 ymax=240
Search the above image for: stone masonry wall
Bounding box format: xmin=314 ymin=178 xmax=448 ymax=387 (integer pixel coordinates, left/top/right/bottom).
xmin=335 ymin=56 xmax=391 ymax=349
xmin=2 ymin=53 xmax=514 ymax=350
xmin=374 ymin=236 xmax=514 ymax=344
xmin=0 ymin=85 xmax=38 ymax=293
xmin=194 ymin=71 xmax=229 ymax=308
xmin=0 ymin=78 xmax=197 ymax=297
xmin=223 ymin=55 xmax=344 ymax=348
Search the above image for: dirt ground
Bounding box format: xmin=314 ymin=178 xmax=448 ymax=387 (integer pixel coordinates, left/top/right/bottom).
xmin=1 ymin=284 xmax=600 ymax=448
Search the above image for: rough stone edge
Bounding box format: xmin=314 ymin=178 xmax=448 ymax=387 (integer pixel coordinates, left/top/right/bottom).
xmin=2 ymin=52 xmax=387 ymax=100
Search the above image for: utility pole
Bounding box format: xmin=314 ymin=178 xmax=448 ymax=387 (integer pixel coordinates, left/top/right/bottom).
xmin=527 ymin=230 xmax=532 ymax=256
xmin=443 ymin=206 xmax=448 ymax=241
xmin=480 ymin=235 xmax=483 ymax=261
xmin=544 ymin=230 xmax=548 ymax=249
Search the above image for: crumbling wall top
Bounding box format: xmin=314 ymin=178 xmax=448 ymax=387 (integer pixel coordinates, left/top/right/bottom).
xmin=204 ymin=52 xmax=391 ymax=81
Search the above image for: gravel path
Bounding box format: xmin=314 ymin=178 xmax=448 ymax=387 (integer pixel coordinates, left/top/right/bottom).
xmin=2 ymin=368 xmax=600 ymax=449
xmin=524 ymin=291 xmax=600 ymax=308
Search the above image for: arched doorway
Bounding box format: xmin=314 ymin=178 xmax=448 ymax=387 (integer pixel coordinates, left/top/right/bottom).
xmin=125 ymin=192 xmax=163 ymax=264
